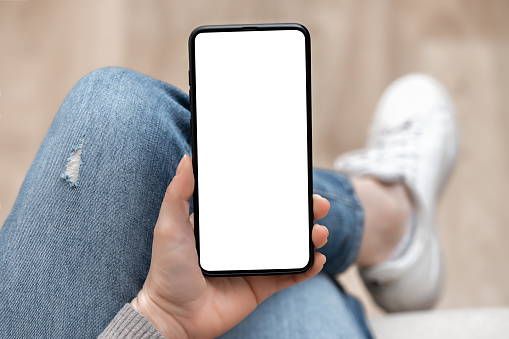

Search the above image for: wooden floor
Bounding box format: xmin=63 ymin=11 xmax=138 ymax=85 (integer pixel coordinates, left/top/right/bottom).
xmin=1 ymin=0 xmax=508 ymax=317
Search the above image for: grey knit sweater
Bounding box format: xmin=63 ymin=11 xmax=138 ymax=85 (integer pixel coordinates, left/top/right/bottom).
xmin=98 ymin=304 xmax=165 ymax=339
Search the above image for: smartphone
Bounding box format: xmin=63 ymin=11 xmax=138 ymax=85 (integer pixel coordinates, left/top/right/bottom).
xmin=188 ymin=23 xmax=313 ymax=276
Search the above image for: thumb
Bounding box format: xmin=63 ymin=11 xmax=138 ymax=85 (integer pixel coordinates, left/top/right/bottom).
xmin=158 ymin=154 xmax=194 ymax=226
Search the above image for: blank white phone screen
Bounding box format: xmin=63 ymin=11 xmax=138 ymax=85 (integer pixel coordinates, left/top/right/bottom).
xmin=194 ymin=29 xmax=310 ymax=272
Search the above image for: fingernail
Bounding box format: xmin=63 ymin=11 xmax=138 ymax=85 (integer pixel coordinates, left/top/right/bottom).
xmin=323 ymin=225 xmax=329 ymax=237
xmin=176 ymin=154 xmax=187 ymax=176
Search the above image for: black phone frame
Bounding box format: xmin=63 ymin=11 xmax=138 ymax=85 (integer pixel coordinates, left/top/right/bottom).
xmin=188 ymin=23 xmax=314 ymax=277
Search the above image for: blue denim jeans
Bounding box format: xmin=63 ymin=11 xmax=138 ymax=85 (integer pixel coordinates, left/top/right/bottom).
xmin=0 ymin=67 xmax=372 ymax=338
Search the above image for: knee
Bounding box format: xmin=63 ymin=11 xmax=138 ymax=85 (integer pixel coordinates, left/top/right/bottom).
xmin=74 ymin=67 xmax=149 ymax=102
xmin=52 ymin=67 xmax=191 ymax=161
xmin=61 ymin=67 xmax=190 ymax=128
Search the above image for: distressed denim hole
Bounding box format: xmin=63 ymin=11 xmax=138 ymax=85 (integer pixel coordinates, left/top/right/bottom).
xmin=61 ymin=138 xmax=84 ymax=187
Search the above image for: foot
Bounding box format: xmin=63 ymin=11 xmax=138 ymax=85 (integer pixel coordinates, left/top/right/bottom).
xmin=334 ymin=74 xmax=458 ymax=312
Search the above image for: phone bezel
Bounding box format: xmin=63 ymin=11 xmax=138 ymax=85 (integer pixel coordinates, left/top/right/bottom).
xmin=188 ymin=23 xmax=314 ymax=277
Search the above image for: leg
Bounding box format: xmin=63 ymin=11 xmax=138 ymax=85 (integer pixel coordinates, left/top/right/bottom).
xmin=0 ymin=67 xmax=191 ymax=338
xmin=220 ymin=273 xmax=373 ymax=339
xmin=334 ymin=74 xmax=458 ymax=312
xmin=353 ymin=177 xmax=412 ymax=268
xmin=1 ymin=67 xmax=377 ymax=337
xmin=312 ymin=169 xmax=365 ymax=276
xmin=313 ymin=171 xmax=412 ymax=274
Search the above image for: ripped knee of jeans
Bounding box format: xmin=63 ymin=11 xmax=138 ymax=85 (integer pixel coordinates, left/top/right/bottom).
xmin=61 ymin=137 xmax=84 ymax=187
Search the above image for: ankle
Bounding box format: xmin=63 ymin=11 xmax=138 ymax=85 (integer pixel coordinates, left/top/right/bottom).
xmin=354 ymin=178 xmax=413 ymax=268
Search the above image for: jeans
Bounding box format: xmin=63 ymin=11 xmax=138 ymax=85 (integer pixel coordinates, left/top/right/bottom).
xmin=0 ymin=67 xmax=373 ymax=338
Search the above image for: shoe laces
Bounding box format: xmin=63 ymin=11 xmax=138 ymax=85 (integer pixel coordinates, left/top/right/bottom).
xmin=342 ymin=117 xmax=423 ymax=183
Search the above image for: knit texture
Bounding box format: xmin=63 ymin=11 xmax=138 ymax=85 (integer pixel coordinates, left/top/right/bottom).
xmin=98 ymin=304 xmax=165 ymax=339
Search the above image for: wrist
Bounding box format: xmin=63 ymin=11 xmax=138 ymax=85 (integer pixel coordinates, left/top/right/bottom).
xmin=131 ymin=289 xmax=188 ymax=339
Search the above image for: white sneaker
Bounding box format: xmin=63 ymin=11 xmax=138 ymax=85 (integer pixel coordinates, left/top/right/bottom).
xmin=334 ymin=74 xmax=458 ymax=312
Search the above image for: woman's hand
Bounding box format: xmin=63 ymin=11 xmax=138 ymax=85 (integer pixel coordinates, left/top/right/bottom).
xmin=131 ymin=154 xmax=330 ymax=338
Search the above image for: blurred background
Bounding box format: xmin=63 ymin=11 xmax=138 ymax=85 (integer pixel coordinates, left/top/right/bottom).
xmin=1 ymin=0 xmax=508 ymax=318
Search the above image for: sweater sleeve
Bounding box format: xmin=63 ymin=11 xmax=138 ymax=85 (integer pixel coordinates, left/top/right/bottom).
xmin=98 ymin=303 xmax=165 ymax=339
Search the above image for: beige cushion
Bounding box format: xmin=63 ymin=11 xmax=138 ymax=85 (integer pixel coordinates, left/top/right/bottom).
xmin=370 ymin=307 xmax=509 ymax=339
